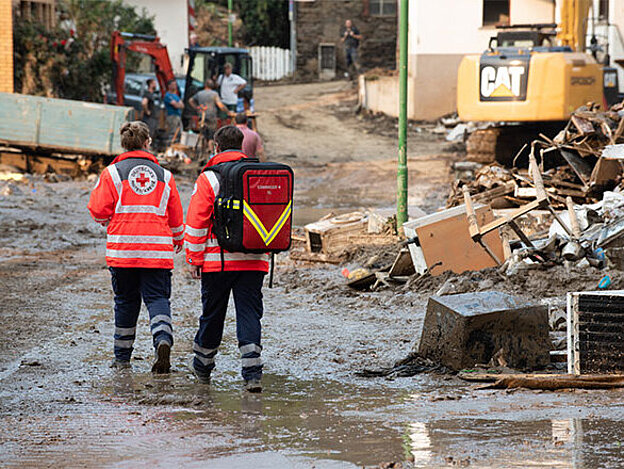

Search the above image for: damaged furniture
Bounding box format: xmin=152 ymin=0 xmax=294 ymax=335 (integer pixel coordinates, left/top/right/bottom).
xmin=418 ymin=292 xmax=550 ymax=371
xmin=402 ymin=203 xmax=505 ymax=276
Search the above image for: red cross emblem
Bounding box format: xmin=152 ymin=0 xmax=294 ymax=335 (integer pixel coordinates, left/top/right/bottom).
xmin=128 ymin=165 xmax=157 ymax=195
xmin=135 ymin=172 xmax=151 ymax=187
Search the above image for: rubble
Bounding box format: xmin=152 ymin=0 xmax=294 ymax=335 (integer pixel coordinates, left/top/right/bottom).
xmin=450 ymin=101 xmax=624 ymax=211
xmin=290 ymin=210 xmax=396 ymax=264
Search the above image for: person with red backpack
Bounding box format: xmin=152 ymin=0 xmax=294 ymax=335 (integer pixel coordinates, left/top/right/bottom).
xmin=185 ymin=125 xmax=293 ymax=392
xmin=88 ymin=121 xmax=184 ymax=373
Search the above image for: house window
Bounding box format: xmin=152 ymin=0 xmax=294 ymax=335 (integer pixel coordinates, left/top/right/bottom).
xmin=370 ymin=0 xmax=396 ymax=17
xmin=599 ymin=0 xmax=609 ymax=20
xmin=483 ymin=0 xmax=510 ymax=26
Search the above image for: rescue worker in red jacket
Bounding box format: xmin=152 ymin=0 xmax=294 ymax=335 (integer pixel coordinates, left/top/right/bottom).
xmin=185 ymin=125 xmax=268 ymax=392
xmin=88 ymin=121 xmax=184 ymax=373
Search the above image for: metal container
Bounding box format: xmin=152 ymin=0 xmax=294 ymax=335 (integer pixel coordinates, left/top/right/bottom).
xmin=0 ymin=92 xmax=135 ymax=156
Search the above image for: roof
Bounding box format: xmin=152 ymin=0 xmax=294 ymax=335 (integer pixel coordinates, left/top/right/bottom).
xmin=186 ymin=46 xmax=249 ymax=55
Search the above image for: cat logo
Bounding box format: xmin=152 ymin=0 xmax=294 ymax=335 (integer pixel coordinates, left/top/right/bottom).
xmin=480 ymin=65 xmax=527 ymax=101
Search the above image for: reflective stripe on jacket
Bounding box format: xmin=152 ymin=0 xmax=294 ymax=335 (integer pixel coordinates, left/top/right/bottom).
xmin=87 ymin=150 xmax=184 ymax=269
xmin=185 ymin=150 xmax=269 ymax=273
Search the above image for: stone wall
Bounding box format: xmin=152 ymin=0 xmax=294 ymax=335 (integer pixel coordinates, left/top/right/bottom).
xmin=296 ymin=0 xmax=397 ymax=78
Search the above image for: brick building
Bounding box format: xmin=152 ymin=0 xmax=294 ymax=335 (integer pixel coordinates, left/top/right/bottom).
xmin=0 ymin=0 xmax=15 ymax=93
xmin=0 ymin=0 xmax=57 ymax=94
xmin=295 ymin=0 xmax=397 ymax=78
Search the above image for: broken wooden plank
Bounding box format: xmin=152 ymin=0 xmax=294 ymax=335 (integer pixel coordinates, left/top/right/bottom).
xmin=571 ymin=114 xmax=595 ymax=135
xmin=459 ymin=371 xmax=624 ymax=390
xmin=559 ymin=149 xmax=592 ymax=187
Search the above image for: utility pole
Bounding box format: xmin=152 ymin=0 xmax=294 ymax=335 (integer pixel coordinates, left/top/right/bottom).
xmin=228 ymin=0 xmax=233 ymax=47
xmin=397 ymin=0 xmax=409 ymax=228
xmin=289 ymin=0 xmax=297 ymax=76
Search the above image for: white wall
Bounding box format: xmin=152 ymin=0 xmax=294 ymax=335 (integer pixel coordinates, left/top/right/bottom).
xmin=408 ymin=0 xmax=556 ymax=57
xmin=511 ymin=0 xmax=555 ymax=25
xmin=124 ymin=0 xmax=189 ymax=74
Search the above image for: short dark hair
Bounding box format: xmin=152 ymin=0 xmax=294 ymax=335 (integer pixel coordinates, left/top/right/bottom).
xmin=205 ymin=79 xmax=215 ymax=89
xmin=234 ymin=112 xmax=247 ymax=125
xmin=214 ymin=125 xmax=243 ymax=151
xmin=146 ymin=78 xmax=155 ymax=87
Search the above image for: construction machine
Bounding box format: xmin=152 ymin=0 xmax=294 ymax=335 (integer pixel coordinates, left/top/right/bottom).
xmin=182 ymin=46 xmax=255 ymax=129
xmin=111 ymin=31 xmax=177 ymax=106
xmin=457 ymin=0 xmax=620 ymax=164
xmin=110 ymin=32 xmax=255 ymax=133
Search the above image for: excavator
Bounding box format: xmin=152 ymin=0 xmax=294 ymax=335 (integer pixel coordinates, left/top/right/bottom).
xmin=457 ymin=0 xmax=620 ymax=164
xmin=111 ymin=31 xmax=177 ymax=106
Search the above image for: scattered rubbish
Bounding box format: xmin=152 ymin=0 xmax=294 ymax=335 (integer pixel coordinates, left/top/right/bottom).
xmin=418 ymin=292 xmax=550 ymax=371
xmin=357 ymin=352 xmax=449 ymax=378
xmin=598 ymin=275 xmax=612 ymax=289
xmin=291 ymin=210 xmax=396 ymax=264
xmin=445 ymin=123 xmax=468 ymax=142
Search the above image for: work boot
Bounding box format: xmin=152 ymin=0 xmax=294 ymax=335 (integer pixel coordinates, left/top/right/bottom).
xmin=190 ymin=358 xmax=211 ymax=384
xmin=244 ymin=378 xmax=262 ymax=393
xmin=110 ymin=358 xmax=131 ymax=370
xmin=151 ymin=341 xmax=171 ymax=374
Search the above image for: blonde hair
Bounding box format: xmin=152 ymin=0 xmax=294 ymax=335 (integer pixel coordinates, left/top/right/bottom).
xmin=120 ymin=121 xmax=150 ymax=151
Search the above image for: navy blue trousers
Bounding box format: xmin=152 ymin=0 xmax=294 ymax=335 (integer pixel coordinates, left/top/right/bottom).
xmin=193 ymin=271 xmax=265 ymax=381
xmin=109 ymin=267 xmax=174 ymax=361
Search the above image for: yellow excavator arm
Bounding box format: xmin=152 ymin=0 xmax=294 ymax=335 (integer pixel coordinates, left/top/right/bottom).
xmin=557 ymin=0 xmax=590 ymax=52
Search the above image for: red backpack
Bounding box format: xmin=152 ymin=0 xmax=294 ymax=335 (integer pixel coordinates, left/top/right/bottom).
xmin=207 ymin=159 xmax=294 ymax=253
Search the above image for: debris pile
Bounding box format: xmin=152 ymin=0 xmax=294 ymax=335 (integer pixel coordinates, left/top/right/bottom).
xmin=448 ymin=102 xmax=624 ymax=210
xmin=290 ymin=210 xmax=396 ymax=264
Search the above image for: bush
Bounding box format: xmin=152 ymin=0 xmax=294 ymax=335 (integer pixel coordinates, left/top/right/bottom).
xmin=14 ymin=0 xmax=155 ymax=102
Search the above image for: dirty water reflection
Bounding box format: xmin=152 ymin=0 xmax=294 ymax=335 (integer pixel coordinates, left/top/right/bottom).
xmin=98 ymin=370 xmax=624 ymax=468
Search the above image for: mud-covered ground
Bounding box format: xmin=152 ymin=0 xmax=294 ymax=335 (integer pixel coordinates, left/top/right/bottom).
xmin=2 ymin=82 xmax=624 ymax=468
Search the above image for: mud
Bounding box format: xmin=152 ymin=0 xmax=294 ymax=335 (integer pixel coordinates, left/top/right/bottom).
xmin=3 ymin=82 xmax=624 ymax=468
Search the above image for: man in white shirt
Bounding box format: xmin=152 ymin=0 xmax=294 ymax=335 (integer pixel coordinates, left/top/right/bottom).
xmin=217 ymin=63 xmax=247 ymax=113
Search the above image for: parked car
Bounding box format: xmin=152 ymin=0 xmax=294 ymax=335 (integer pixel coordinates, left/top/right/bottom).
xmin=106 ymin=73 xmax=203 ymax=114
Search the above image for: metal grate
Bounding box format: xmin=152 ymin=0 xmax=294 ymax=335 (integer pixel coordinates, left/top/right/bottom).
xmin=567 ymin=291 xmax=624 ymax=374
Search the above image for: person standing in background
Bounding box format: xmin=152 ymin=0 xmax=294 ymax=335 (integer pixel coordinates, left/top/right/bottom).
xmin=164 ymin=80 xmax=184 ymax=145
xmin=235 ymin=113 xmax=265 ymax=161
xmin=189 ymin=79 xmax=235 ymax=154
xmin=217 ymin=63 xmax=247 ymax=114
xmin=141 ymin=79 xmax=159 ymax=146
xmin=340 ymin=19 xmax=363 ymax=78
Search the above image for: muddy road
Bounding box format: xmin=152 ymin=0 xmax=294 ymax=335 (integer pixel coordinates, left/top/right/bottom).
xmin=2 ymin=82 xmax=624 ymax=468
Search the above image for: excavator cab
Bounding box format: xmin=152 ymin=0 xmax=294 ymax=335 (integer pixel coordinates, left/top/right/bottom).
xmin=183 ymin=47 xmax=253 ymax=128
xmin=489 ymin=28 xmax=558 ymax=50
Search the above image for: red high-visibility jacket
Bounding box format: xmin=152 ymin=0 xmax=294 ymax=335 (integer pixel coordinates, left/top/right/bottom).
xmin=185 ymin=150 xmax=269 ymax=273
xmin=87 ymin=150 xmax=184 ymax=269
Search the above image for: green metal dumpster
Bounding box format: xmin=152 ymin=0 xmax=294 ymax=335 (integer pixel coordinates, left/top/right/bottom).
xmin=0 ymin=93 xmax=135 ymax=156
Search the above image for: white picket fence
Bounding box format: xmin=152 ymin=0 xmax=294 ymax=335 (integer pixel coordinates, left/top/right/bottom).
xmin=250 ymin=46 xmax=293 ymax=81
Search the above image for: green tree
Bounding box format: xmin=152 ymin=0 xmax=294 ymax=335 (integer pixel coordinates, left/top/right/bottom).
xmin=14 ymin=0 xmax=155 ymax=102
xmin=210 ymin=0 xmax=289 ymax=48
